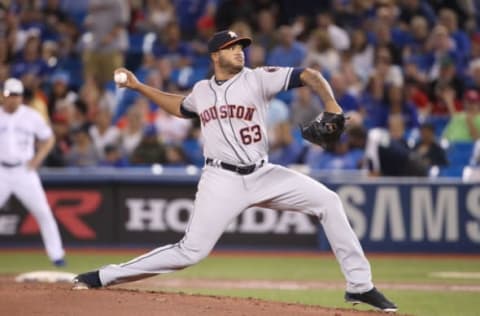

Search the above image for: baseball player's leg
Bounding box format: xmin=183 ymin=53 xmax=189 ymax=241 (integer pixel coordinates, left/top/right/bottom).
xmin=99 ymin=167 xmax=249 ymax=286
xmin=253 ymin=164 xmax=372 ymax=293
xmin=12 ymin=169 xmax=65 ymax=262
xmin=0 ymin=170 xmax=13 ymax=208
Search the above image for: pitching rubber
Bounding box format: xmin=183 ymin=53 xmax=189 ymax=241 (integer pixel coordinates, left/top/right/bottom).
xmin=15 ymin=271 xmax=76 ymax=283
xmin=71 ymin=282 xmax=90 ymax=290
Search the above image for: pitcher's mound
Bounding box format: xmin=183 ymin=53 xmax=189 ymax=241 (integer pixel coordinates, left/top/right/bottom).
xmin=1 ymin=276 xmax=389 ymax=316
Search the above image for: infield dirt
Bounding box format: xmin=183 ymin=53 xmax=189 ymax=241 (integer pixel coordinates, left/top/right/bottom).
xmin=0 ymin=276 xmax=394 ymax=316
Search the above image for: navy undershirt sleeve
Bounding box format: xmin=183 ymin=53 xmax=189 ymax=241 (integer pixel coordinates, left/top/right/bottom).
xmin=180 ymin=103 xmax=198 ymax=119
xmin=287 ymin=67 xmax=305 ymax=90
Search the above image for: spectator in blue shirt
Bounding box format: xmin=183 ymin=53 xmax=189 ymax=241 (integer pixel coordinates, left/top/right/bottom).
xmin=113 ymin=56 xmax=166 ymax=123
xmin=40 ymin=0 xmax=69 ymax=42
xmin=438 ymin=8 xmax=470 ymax=72
xmin=11 ymin=34 xmax=50 ymax=79
xmin=372 ymin=5 xmax=410 ymax=59
xmin=372 ymin=85 xmax=420 ymax=132
xmin=331 ymin=71 xmax=360 ymax=113
xmin=398 ymin=0 xmax=437 ymax=27
xmin=267 ymin=98 xmax=303 ymax=165
xmin=190 ymin=15 xmax=216 ymax=71
xmin=403 ymin=16 xmax=430 ymax=71
xmin=100 ymin=144 xmax=130 ymax=167
xmin=175 ymin=0 xmax=216 ymax=39
xmin=268 ymin=123 xmax=304 ymax=166
xmin=305 ymin=136 xmax=361 ymax=170
xmin=266 ymin=25 xmax=305 ymax=105
xmin=253 ymin=9 xmax=278 ymax=54
xmin=305 ymin=123 xmax=367 ymax=171
xmin=182 ymin=120 xmax=203 ymax=167
xmin=424 ymin=24 xmax=461 ymax=81
xmin=151 ymin=21 xmax=194 ymax=70
xmin=466 ymin=58 xmax=480 ymax=90
xmin=267 ymin=25 xmax=306 ymax=67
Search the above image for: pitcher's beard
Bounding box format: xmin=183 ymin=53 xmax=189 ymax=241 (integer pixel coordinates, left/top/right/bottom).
xmin=219 ymin=57 xmax=243 ymax=75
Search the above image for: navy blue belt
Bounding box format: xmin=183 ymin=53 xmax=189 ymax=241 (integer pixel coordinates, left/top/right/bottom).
xmin=206 ymin=158 xmax=265 ymax=175
xmin=0 ymin=161 xmax=22 ymax=168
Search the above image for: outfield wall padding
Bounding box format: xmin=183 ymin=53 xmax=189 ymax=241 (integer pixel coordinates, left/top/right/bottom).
xmin=0 ymin=168 xmax=478 ymax=253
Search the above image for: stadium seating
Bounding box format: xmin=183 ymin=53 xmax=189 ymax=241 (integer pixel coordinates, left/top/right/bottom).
xmin=437 ymin=141 xmax=474 ymax=177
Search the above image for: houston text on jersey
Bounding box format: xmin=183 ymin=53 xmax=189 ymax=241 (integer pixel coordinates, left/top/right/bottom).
xmin=199 ymin=105 xmax=255 ymax=126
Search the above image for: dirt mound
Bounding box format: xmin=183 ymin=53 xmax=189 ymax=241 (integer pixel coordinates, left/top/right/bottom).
xmin=0 ymin=276 xmax=385 ymax=316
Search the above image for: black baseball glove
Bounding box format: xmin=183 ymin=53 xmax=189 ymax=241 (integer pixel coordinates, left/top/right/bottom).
xmin=299 ymin=112 xmax=346 ymax=150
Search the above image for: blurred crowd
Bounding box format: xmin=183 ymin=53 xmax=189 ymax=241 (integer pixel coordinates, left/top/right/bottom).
xmin=1 ymin=0 xmax=480 ymax=177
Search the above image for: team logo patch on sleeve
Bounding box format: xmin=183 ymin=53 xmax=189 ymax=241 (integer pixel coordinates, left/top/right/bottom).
xmin=262 ymin=66 xmax=280 ymax=72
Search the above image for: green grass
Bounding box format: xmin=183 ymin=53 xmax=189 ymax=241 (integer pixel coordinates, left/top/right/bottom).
xmin=160 ymin=288 xmax=480 ymax=316
xmin=1 ymin=250 xmax=479 ymax=316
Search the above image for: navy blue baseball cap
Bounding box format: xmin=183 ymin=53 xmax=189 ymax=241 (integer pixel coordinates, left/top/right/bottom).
xmin=207 ymin=30 xmax=252 ymax=53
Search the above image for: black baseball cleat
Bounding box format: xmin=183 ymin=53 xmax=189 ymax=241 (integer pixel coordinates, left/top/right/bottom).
xmin=345 ymin=287 xmax=398 ymax=312
xmin=72 ymin=270 xmax=102 ymax=290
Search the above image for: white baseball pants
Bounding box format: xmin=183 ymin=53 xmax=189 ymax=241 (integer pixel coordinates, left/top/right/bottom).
xmin=0 ymin=166 xmax=65 ymax=262
xmin=100 ymin=163 xmax=373 ymax=293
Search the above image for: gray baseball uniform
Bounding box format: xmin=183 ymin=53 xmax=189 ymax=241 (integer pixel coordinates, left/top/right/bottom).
xmin=98 ymin=67 xmax=373 ymax=293
xmin=0 ymin=104 xmax=65 ymax=263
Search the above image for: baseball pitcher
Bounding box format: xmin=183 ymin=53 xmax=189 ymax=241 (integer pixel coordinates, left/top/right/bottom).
xmin=74 ymin=30 xmax=397 ymax=312
xmin=0 ymin=78 xmax=65 ymax=266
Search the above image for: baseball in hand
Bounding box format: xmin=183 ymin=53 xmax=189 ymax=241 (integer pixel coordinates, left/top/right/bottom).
xmin=114 ymin=72 xmax=128 ymax=84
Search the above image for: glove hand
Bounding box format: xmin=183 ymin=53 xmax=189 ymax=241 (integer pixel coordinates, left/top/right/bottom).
xmin=300 ymin=112 xmax=346 ymax=150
